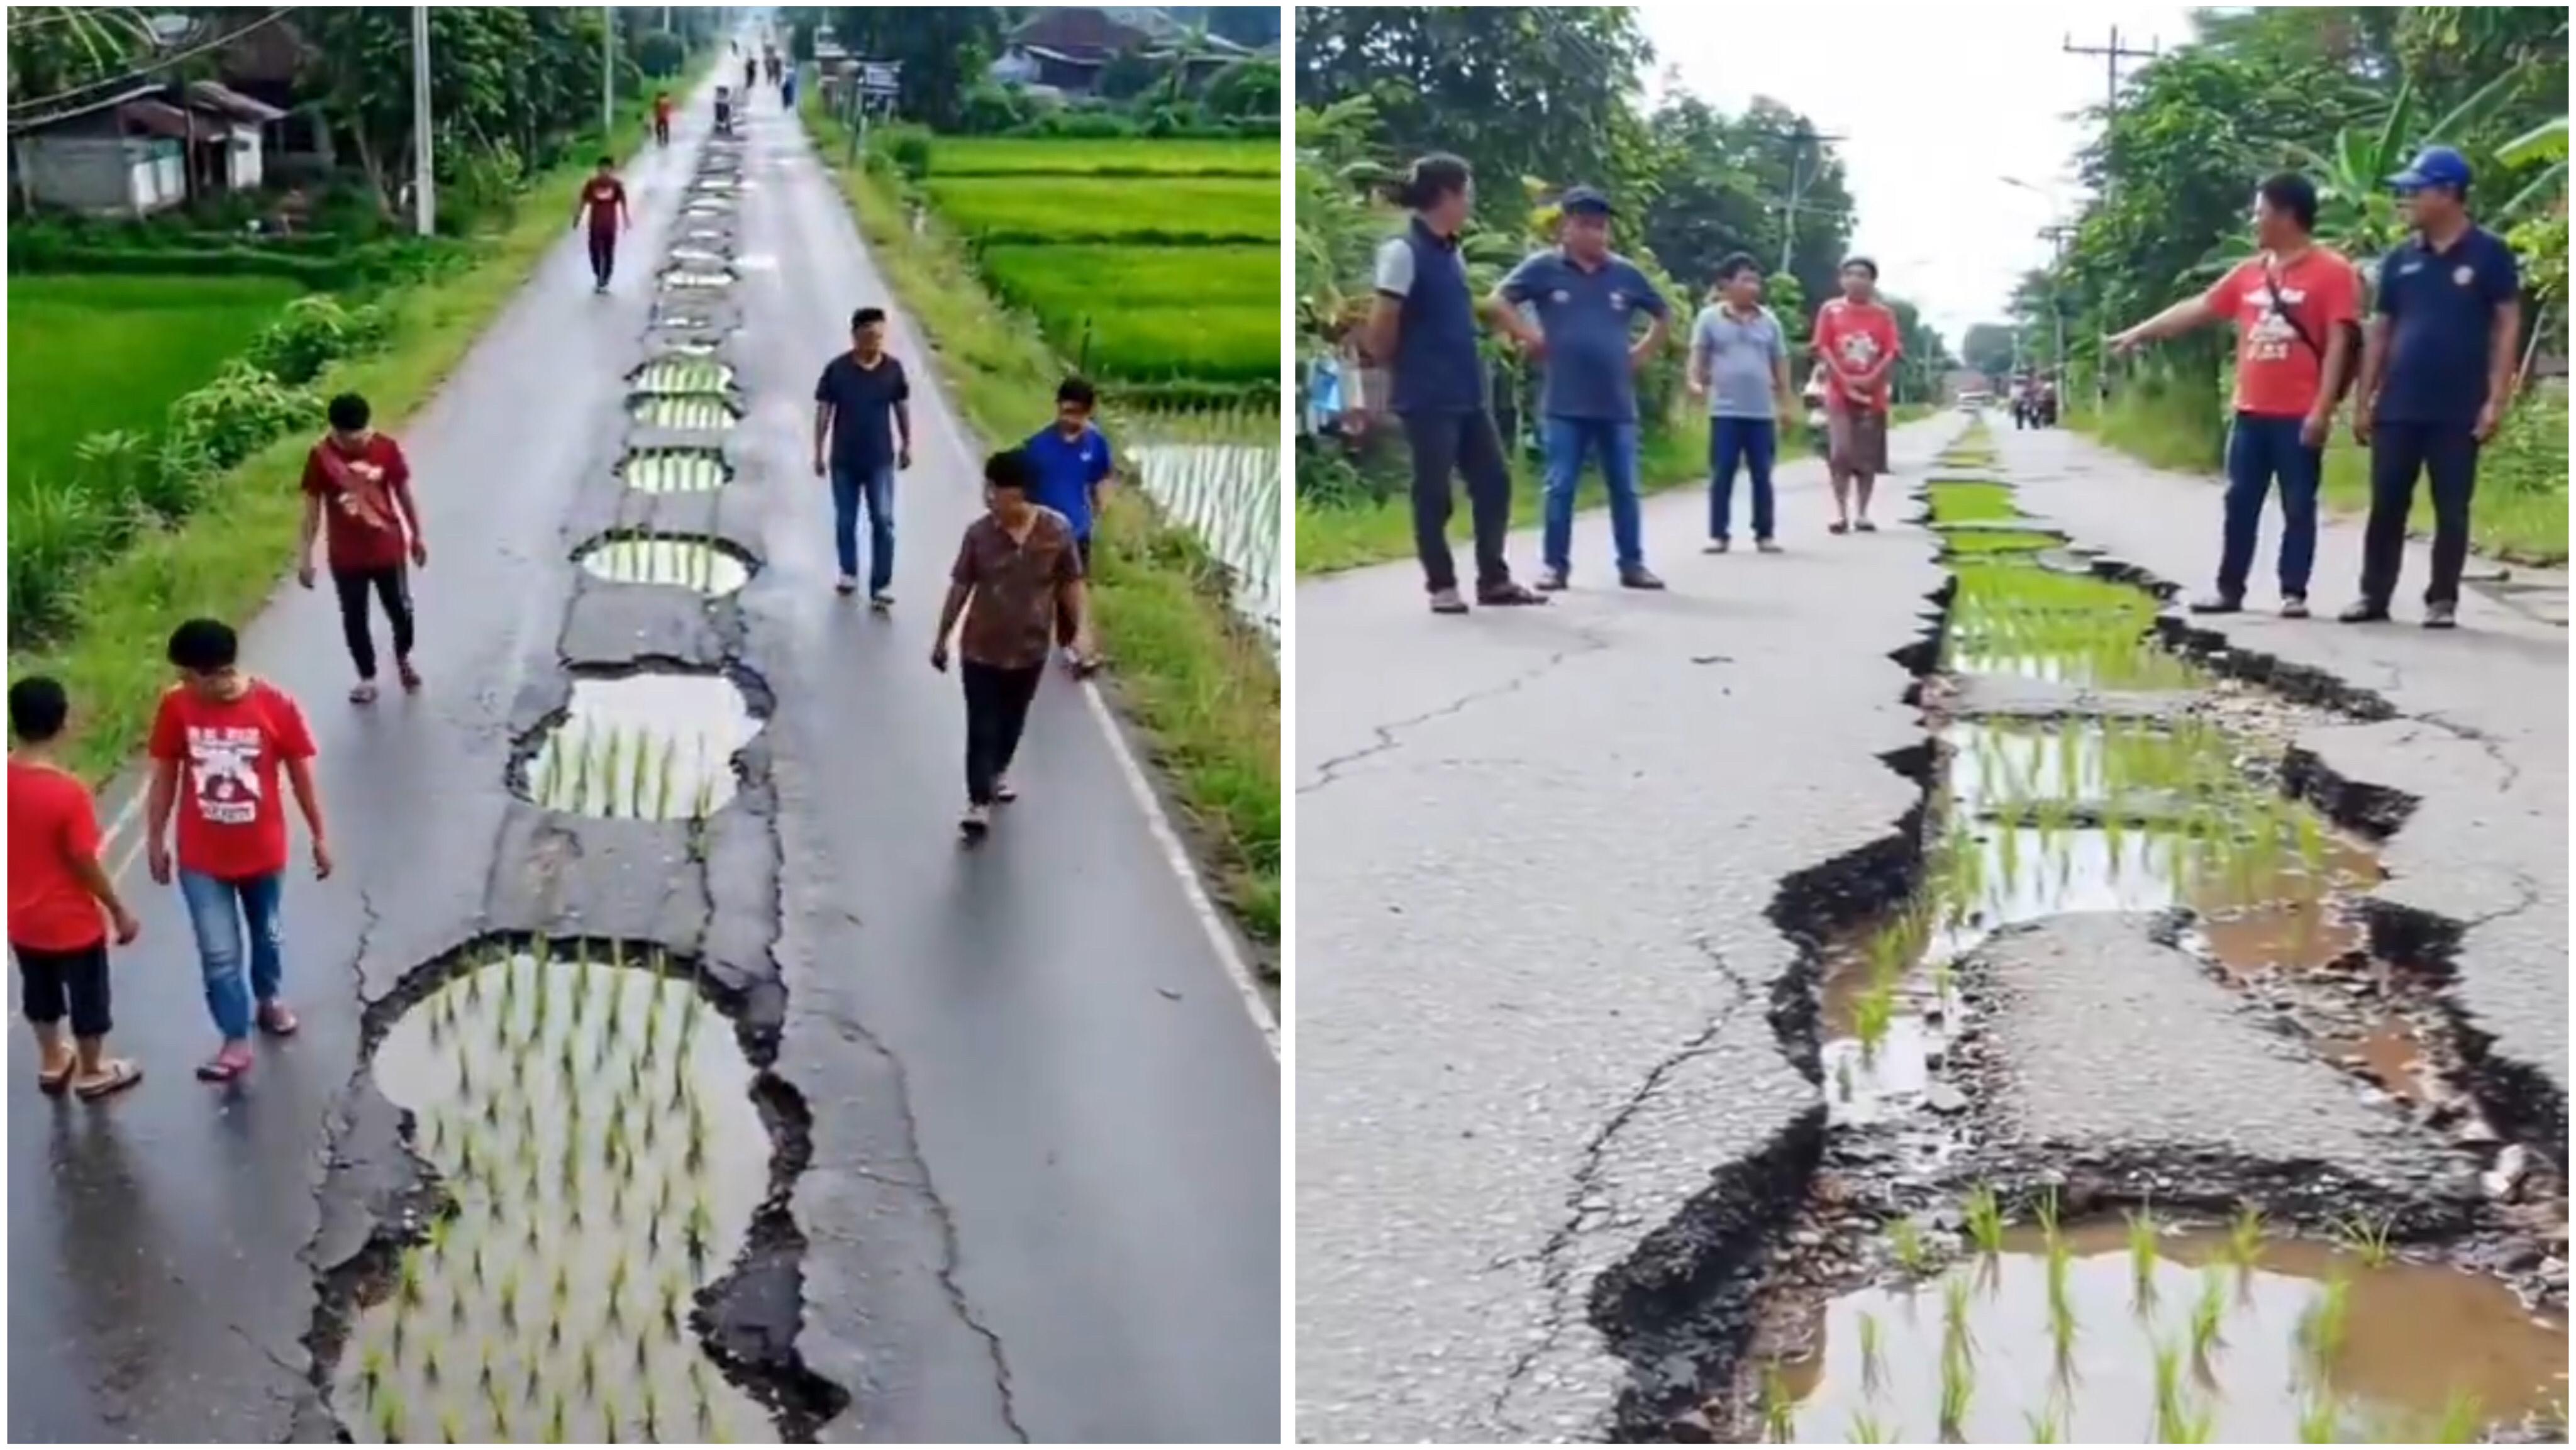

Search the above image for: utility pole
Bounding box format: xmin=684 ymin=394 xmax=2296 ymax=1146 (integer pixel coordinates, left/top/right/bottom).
xmin=411 ymin=6 xmax=434 ymax=236
xmin=2063 ymin=26 xmax=2159 ymax=119
xmin=2038 ymin=223 xmax=2077 ymax=400
xmin=1746 ymin=124 xmax=1847 ymax=277
xmin=602 ymin=6 xmax=615 ymax=139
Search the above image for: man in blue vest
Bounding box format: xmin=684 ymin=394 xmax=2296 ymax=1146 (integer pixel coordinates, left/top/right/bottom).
xmin=1362 ymin=153 xmax=1548 ymax=614
xmin=2344 ymin=146 xmax=2523 ymax=630
xmin=1496 ymin=186 xmax=1671 ymax=591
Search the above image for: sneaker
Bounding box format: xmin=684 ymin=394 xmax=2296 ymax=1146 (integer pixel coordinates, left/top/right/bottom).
xmin=348 ymin=680 xmax=379 ymax=705
xmin=869 ymin=591 xmax=894 ymax=612
xmin=2280 ymin=596 xmax=2310 ymax=619
xmin=994 ymin=775 xmax=1019 ymax=804
xmin=1854 ymin=518 xmax=1879 ymax=533
xmin=1428 ymin=587 xmax=1469 ymax=616
xmin=2338 ymin=600 xmax=2391 ymax=624
xmin=1535 ymin=567 xmax=1570 ymax=592
xmin=835 ymin=576 xmax=858 ymax=596
xmin=2187 ymin=594 xmax=2244 ymax=616
xmin=2423 ymin=601 xmax=2458 ymax=630
xmin=396 ymin=659 xmax=423 ymax=692
xmin=1618 ymin=567 xmax=1665 ymax=591
xmin=1756 ymin=539 xmax=1783 ymax=555
xmin=958 ymin=802 xmax=991 ymax=838
xmin=1705 ymin=538 xmax=1731 ymax=555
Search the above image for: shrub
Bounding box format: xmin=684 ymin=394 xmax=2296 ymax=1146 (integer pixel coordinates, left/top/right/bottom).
xmin=245 ymin=295 xmax=392 ymax=385
xmin=8 ymin=473 xmax=111 ymax=645
xmin=636 ymin=28 xmax=686 ymax=78
xmin=882 ymin=125 xmax=934 ymax=182
xmin=956 ymin=82 xmax=1035 ymax=136
xmin=164 ymin=358 xmax=316 ymax=479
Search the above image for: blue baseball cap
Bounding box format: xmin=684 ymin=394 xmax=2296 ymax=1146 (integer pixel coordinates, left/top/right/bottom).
xmin=2389 ymin=145 xmax=2472 ymax=193
xmin=1558 ymin=185 xmax=1616 ymax=217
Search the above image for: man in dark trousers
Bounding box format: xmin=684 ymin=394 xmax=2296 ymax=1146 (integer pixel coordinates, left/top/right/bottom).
xmin=298 ymin=392 xmax=426 ymax=702
xmin=571 ymin=155 xmax=630 ymax=294
xmin=812 ymin=306 xmax=913 ymax=606
xmin=1362 ymin=153 xmax=1547 ymax=615
xmin=2345 ymin=146 xmax=2523 ymax=630
xmin=1494 ymin=186 xmax=1671 ymax=591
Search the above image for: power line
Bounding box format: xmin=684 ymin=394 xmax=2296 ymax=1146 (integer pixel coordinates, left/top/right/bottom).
xmin=6 ymin=9 xmax=294 ymax=129
xmin=2063 ymin=26 xmax=2158 ymax=120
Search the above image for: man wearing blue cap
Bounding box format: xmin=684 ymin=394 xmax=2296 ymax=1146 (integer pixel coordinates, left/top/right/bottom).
xmin=1493 ymin=185 xmax=1672 ymax=591
xmin=2345 ymin=145 xmax=2523 ymax=629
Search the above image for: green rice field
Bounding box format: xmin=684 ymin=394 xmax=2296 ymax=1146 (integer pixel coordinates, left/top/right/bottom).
xmin=924 ymin=136 xmax=1276 ymax=177
xmin=7 ymin=272 xmax=305 ymax=487
xmin=922 ymin=176 xmax=1276 ymax=243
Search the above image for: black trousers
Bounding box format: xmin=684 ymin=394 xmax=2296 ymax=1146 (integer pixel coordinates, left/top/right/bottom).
xmin=962 ymin=660 xmax=1045 ymax=805
xmin=333 ymin=565 xmax=416 ymax=679
xmin=14 ymin=939 xmax=111 ymax=1038
xmin=1401 ymin=409 xmax=1515 ymax=594
xmin=2360 ymin=420 xmax=2481 ymax=607
xmin=587 ymin=229 xmax=617 ymax=285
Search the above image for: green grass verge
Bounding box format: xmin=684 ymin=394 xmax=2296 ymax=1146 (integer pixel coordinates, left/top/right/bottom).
xmin=925 ymin=136 xmax=1277 ymax=177
xmin=8 ymin=273 xmax=307 ymax=486
xmin=8 ymin=75 xmax=703 ymax=787
xmin=807 ymin=101 xmax=1280 ymax=948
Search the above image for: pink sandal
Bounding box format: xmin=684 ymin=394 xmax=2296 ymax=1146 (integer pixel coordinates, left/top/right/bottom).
xmin=196 ymin=1043 xmax=253 ymax=1082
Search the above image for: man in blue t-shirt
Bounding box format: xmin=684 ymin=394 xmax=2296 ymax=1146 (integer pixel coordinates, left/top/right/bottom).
xmin=2345 ymin=147 xmax=2524 ymax=630
xmin=1024 ymin=375 xmax=1113 ymax=666
xmin=1494 ymin=186 xmax=1671 ymax=591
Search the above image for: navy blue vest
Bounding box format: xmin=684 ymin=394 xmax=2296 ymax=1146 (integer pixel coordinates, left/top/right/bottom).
xmin=1391 ymin=216 xmax=1485 ymax=416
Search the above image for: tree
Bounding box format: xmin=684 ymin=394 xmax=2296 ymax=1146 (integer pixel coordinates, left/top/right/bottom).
xmin=814 ymin=6 xmax=1004 ymax=133
xmin=1961 ymin=323 xmax=2019 ymax=380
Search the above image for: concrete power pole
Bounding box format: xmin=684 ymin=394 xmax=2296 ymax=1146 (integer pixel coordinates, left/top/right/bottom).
xmin=411 ymin=6 xmax=434 ymax=236
xmin=1762 ymin=125 xmax=1847 ymax=277
xmin=602 ymin=6 xmax=616 ymax=139
xmin=2038 ymin=223 xmax=2077 ymax=400
xmin=2063 ymin=26 xmax=2160 ymax=119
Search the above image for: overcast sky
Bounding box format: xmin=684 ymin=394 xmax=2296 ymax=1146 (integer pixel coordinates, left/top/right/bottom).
xmin=1638 ymin=2 xmax=2201 ymax=345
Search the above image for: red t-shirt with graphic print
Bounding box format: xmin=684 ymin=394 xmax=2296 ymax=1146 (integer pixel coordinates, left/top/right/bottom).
xmin=148 ymin=680 xmax=316 ymax=882
xmin=2201 ymin=248 xmax=2360 ymax=418
xmin=1813 ymin=297 xmax=1902 ymax=412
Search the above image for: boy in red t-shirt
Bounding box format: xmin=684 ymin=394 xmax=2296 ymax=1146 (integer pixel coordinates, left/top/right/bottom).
xmin=300 ymin=392 xmax=425 ymax=703
xmin=8 ymin=677 xmax=143 ymax=1099
xmin=653 ymin=91 xmax=674 ymax=148
xmin=145 ymin=619 xmax=333 ymax=1083
xmin=572 ymin=155 xmax=631 ymax=294
xmin=1811 ymin=257 xmax=1903 ymax=533
xmin=2111 ymin=172 xmax=2359 ymax=617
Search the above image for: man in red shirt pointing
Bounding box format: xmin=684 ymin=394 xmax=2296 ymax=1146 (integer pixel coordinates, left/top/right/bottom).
xmin=572 ymin=154 xmax=631 ymax=294
xmin=300 ymin=392 xmax=425 ymax=704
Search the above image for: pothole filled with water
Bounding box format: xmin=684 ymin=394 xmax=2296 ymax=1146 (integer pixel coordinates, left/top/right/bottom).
xmin=652 ymin=309 xmax=721 ymax=334
xmin=619 ymin=447 xmax=733 ymax=495
xmin=630 ymin=357 xmax=737 ymax=396
xmin=649 ymin=337 xmax=724 ymax=357
xmin=682 ymin=199 xmax=732 ymax=217
xmin=628 ymin=395 xmax=740 ymax=432
xmin=1768 ymin=1221 xmax=2567 ymax=1444
xmin=574 ymin=533 xmax=752 ymax=597
xmin=516 ymin=672 xmax=762 ymax=821
xmin=669 ymin=243 xmax=731 ymax=268
xmin=658 ymin=268 xmax=735 ymax=292
xmin=329 ymin=941 xmax=775 ymax=1442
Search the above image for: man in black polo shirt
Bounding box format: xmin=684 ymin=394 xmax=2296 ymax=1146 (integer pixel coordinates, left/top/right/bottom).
xmin=2344 ymin=147 xmax=2523 ymax=630
xmin=1363 ymin=153 xmax=1547 ymax=615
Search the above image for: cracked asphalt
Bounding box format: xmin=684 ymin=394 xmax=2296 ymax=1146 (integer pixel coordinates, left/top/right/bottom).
xmin=1295 ymin=418 xmax=1957 ymax=1442
xmin=8 ymin=85 xmax=1277 ymax=1446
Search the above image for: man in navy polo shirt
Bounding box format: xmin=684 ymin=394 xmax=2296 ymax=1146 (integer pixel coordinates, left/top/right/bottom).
xmin=1495 ymin=187 xmax=1671 ymax=592
xmin=1363 ymin=153 xmax=1548 ymax=614
xmin=2345 ymin=146 xmax=2523 ymax=629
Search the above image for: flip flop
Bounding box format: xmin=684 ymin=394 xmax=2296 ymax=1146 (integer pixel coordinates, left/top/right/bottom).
xmin=1828 ymin=521 xmax=1851 ymax=536
xmin=37 ymin=1058 xmax=74 ymax=1095
xmin=257 ymin=1002 xmax=300 ymax=1037
xmin=74 ymin=1059 xmax=143 ymax=1100
xmin=1855 ymin=519 xmax=1879 ymax=533
xmin=1477 ymin=582 xmax=1551 ymax=607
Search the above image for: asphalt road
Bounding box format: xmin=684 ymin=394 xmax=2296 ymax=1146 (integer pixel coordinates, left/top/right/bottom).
xmin=8 ymin=81 xmax=1278 ymax=1447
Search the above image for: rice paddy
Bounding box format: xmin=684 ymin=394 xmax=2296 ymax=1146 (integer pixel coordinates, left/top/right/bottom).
xmin=921 ymin=176 xmax=1277 ymax=245
xmin=516 ymin=673 xmax=761 ymax=822
xmin=574 ymin=533 xmax=751 ymax=597
xmin=618 ymin=448 xmax=731 ymax=495
xmin=329 ymin=941 xmax=774 ymax=1443
xmin=1128 ymin=404 xmax=1282 ymax=645
xmin=924 ymin=136 xmax=1277 ymax=177
xmin=628 ymin=395 xmax=739 ymax=433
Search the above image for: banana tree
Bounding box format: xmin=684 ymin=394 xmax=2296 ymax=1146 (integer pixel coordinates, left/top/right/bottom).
xmin=2497 ymin=114 xmax=2568 ymax=379
xmin=2297 ymin=69 xmax=2533 ymax=259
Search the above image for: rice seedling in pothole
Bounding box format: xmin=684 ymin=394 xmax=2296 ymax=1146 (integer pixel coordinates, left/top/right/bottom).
xmin=669 ymin=243 xmax=731 ymax=268
xmin=618 ymin=447 xmax=731 ymax=495
xmin=682 ymin=198 xmax=732 ymax=217
xmin=630 ymin=357 xmax=736 ymax=396
xmin=628 ymin=394 xmax=740 ymax=432
xmin=517 ymin=672 xmax=762 ymax=821
xmin=1926 ymin=481 xmax=2019 ymax=525
xmin=1772 ymin=1222 xmax=2565 ymax=1443
xmin=1127 ymin=403 xmax=1281 ymax=645
xmin=328 ymin=940 xmax=775 ymax=1442
xmin=574 ymin=531 xmax=752 ymax=597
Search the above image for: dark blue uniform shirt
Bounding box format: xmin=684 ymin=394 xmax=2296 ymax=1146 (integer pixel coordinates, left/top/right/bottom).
xmin=2374 ymin=225 xmax=2520 ymax=427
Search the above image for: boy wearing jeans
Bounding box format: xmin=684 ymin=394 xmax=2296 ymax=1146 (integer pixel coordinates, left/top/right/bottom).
xmin=1689 ymin=253 xmax=1798 ymax=553
xmin=145 ymin=619 xmax=333 ymax=1082
xmin=9 ymin=678 xmax=143 ymax=1099
xmin=1024 ymin=375 xmax=1113 ymax=667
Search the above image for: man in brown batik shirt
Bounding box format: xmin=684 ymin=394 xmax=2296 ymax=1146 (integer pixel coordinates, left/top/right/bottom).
xmin=931 ymin=449 xmax=1094 ymax=837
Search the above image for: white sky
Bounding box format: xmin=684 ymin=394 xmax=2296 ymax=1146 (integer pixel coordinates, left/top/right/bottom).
xmin=1638 ymin=2 xmax=2200 ymax=346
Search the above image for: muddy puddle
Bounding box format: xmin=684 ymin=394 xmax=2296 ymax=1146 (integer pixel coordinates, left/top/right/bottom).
xmin=517 ymin=672 xmax=762 ymax=821
xmin=330 ymin=943 xmax=774 ymax=1442
xmin=619 ymin=447 xmax=731 ymax=495
xmin=574 ymin=534 xmax=752 ymax=597
xmin=628 ymin=395 xmax=739 ymax=432
xmin=1771 ymin=1223 xmax=2567 ymax=1443
xmin=631 ymin=358 xmax=737 ymax=396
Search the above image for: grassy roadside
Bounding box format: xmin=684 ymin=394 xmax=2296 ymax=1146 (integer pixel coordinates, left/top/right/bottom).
xmin=7 ymin=75 xmax=703 ymax=787
xmin=802 ymin=99 xmax=1282 ymax=948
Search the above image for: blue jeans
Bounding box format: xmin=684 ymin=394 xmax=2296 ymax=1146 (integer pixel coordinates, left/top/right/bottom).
xmin=1707 ymin=416 xmax=1778 ymax=542
xmin=830 ymin=462 xmax=896 ymax=592
xmin=1541 ymin=417 xmax=1643 ymax=575
xmin=179 ymin=869 xmax=284 ymax=1041
xmin=2219 ymin=412 xmax=2323 ymax=600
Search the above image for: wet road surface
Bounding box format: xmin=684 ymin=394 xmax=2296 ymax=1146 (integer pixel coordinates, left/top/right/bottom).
xmin=8 ymin=83 xmax=1277 ymax=1446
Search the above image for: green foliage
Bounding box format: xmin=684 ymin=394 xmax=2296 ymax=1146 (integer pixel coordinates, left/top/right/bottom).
xmin=924 ymin=175 xmax=1276 ymax=244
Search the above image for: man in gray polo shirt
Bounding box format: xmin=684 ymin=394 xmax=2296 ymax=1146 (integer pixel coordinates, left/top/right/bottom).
xmin=1687 ymin=252 xmax=1797 ymax=552
xmin=1494 ymin=186 xmax=1671 ymax=590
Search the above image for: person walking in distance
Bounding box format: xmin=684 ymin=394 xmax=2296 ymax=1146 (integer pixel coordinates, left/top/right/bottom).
xmin=1812 ymin=257 xmax=1902 ymax=533
xmin=653 ymin=89 xmax=674 ymax=148
xmin=1493 ymin=186 xmax=1671 ymax=592
xmin=931 ymin=451 xmax=1093 ymax=838
xmin=1689 ymin=252 xmax=1800 ymax=553
xmin=9 ymin=678 xmax=144 ymax=1100
xmin=1362 ymin=153 xmax=1548 ymax=614
xmin=812 ymin=306 xmax=914 ymax=606
xmin=2110 ymin=173 xmax=2359 ymax=619
xmin=299 ymin=392 xmax=426 ymax=702
xmin=2344 ymin=147 xmax=2523 ymax=630
xmin=1026 ymin=375 xmax=1114 ymax=670
xmin=572 ymin=155 xmax=630 ymax=294
xmin=145 ymin=619 xmax=331 ymax=1083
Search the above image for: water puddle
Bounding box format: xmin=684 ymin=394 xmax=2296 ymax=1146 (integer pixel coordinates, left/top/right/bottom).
xmin=574 ymin=535 xmax=751 ymax=597
xmin=628 ymin=395 xmax=739 ymax=432
xmin=652 ymin=309 xmax=721 ymax=334
xmin=648 ymin=337 xmax=723 ymax=357
xmin=331 ymin=942 xmax=775 ymax=1442
xmin=630 ymin=357 xmax=737 ymax=396
xmin=669 ymin=244 xmax=730 ymax=268
xmin=619 ymin=448 xmax=731 ymax=495
xmin=1945 ymin=560 xmax=2196 ymax=689
xmin=682 ymin=199 xmax=731 ymax=217
xmin=1770 ymin=1223 xmax=2567 ymax=1443
xmin=517 ymin=673 xmax=762 ymax=821
xmin=1128 ymin=430 xmax=1281 ymax=643
xmin=657 ymin=269 xmax=735 ymax=294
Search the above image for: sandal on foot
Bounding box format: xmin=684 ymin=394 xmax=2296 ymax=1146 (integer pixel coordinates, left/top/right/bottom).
xmin=37 ymin=1057 xmax=75 ymax=1095
xmin=348 ymin=681 xmax=379 ymax=704
xmin=1476 ymin=581 xmax=1550 ymax=607
xmin=396 ymin=661 xmax=422 ymax=692
xmin=256 ymin=1001 xmax=300 ymax=1037
xmin=1855 ymin=519 xmax=1879 ymax=533
xmin=74 ymin=1060 xmax=143 ymax=1100
xmin=196 ymin=1045 xmax=253 ymax=1082
xmin=1828 ymin=521 xmax=1851 ymax=535
xmin=994 ymin=777 xmax=1019 ymax=804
